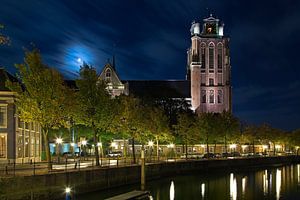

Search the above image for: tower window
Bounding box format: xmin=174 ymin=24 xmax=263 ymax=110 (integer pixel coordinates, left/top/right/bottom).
xmin=201 ymin=90 xmax=206 ymax=103
xmin=217 ymin=90 xmax=223 ymax=104
xmin=209 ymin=43 xmax=214 ymax=70
xmin=209 ymin=90 xmax=214 ymax=104
xmin=201 ymin=44 xmax=206 ymax=69
xmin=209 ymin=78 xmax=214 ymax=86
xmin=105 ymin=69 xmax=111 ymax=81
xmin=217 ymin=44 xmax=223 ymax=71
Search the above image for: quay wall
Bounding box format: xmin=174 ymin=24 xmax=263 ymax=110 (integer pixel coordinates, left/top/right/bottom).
xmin=1 ymin=156 xmax=299 ymax=200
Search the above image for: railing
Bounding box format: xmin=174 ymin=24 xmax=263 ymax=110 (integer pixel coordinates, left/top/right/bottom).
xmin=0 ymin=153 xmax=297 ymax=177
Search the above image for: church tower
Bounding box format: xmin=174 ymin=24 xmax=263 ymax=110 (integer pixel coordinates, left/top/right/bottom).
xmin=188 ymin=14 xmax=232 ymax=113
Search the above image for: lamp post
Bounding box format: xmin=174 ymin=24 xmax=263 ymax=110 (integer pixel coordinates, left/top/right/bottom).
xmin=55 ymin=137 xmax=63 ymax=163
xmin=81 ymin=139 xmax=87 ymax=160
xmin=148 ymin=140 xmax=153 ymax=162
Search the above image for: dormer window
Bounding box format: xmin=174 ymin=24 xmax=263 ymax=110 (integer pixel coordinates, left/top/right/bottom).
xmin=105 ymin=69 xmax=111 ymax=82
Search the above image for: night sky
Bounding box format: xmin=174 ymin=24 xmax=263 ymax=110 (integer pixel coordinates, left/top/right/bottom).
xmin=0 ymin=0 xmax=300 ymax=131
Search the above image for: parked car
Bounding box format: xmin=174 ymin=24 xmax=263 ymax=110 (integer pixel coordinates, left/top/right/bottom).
xmin=203 ymin=153 xmax=215 ymax=158
xmin=107 ymin=151 xmax=123 ymax=157
xmin=180 ymin=153 xmax=204 ymax=159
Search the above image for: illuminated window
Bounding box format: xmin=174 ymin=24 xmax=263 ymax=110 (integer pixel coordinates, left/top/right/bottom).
xmin=0 ymin=106 xmax=7 ymax=128
xmin=218 ymin=90 xmax=223 ymax=104
xmin=105 ymin=69 xmax=111 ymax=81
xmin=201 ymin=90 xmax=206 ymax=103
xmin=201 ymin=43 xmax=206 ymax=69
xmin=209 ymin=43 xmax=214 ymax=70
xmin=0 ymin=134 xmax=7 ymax=158
xmin=217 ymin=44 xmax=223 ymax=71
xmin=209 ymin=90 xmax=214 ymax=104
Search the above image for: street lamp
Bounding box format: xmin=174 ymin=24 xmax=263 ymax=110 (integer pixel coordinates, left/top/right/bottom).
xmin=229 ymin=144 xmax=237 ymax=154
xmin=148 ymin=141 xmax=154 ymax=161
xmin=56 ymin=137 xmax=63 ymax=163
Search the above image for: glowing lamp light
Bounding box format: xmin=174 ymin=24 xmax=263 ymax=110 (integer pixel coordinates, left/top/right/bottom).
xmin=200 ymin=144 xmax=205 ymax=148
xmin=97 ymin=142 xmax=102 ymax=147
xmin=295 ymin=146 xmax=299 ymax=150
xmin=262 ymin=145 xmax=268 ymax=150
xmin=52 ymin=144 xmax=56 ymax=147
xmin=275 ymin=145 xmax=281 ymax=149
xmin=111 ymin=142 xmax=117 ymax=148
xmin=70 ymin=143 xmax=75 ymax=147
xmin=65 ymin=187 xmax=71 ymax=194
xmin=168 ymin=143 xmax=175 ymax=148
xmin=230 ymin=144 xmax=237 ymax=149
xmin=56 ymin=137 xmax=63 ymax=144
xmin=241 ymin=145 xmax=248 ymax=150
xmin=148 ymin=140 xmax=154 ymax=147
xmin=81 ymin=140 xmax=87 ymax=146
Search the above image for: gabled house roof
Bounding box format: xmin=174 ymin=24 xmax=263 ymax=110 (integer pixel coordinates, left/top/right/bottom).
xmin=0 ymin=68 xmax=19 ymax=91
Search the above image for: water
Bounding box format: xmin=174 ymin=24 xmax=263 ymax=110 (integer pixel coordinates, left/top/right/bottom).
xmin=77 ymin=164 xmax=300 ymax=200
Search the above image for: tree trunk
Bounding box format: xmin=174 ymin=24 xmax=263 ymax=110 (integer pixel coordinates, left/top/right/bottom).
xmin=156 ymin=137 xmax=159 ymax=161
xmin=206 ymin=133 xmax=209 ymax=159
xmin=92 ymin=123 xmax=100 ymax=166
xmin=42 ymin=128 xmax=52 ymax=170
xmin=224 ymin=135 xmax=227 ymax=154
xmin=273 ymin=143 xmax=276 ymax=156
xmin=185 ymin=141 xmax=188 ymax=160
xmin=123 ymin=138 xmax=127 ymax=158
xmin=132 ymin=137 xmax=136 ymax=164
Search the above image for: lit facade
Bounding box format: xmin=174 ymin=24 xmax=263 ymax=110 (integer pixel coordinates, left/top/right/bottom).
xmin=0 ymin=68 xmax=42 ymax=163
xmin=187 ymin=15 xmax=232 ymax=113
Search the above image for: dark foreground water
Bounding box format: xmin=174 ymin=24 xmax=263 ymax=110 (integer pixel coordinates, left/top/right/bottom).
xmin=77 ymin=164 xmax=300 ymax=200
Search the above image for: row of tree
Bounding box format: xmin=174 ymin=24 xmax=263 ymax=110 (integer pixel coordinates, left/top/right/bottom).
xmin=6 ymin=49 xmax=300 ymax=169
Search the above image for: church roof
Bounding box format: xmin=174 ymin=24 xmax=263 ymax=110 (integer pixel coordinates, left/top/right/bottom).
xmin=122 ymin=80 xmax=190 ymax=99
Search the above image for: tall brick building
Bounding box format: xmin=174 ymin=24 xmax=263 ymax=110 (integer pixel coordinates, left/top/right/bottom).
xmin=187 ymin=15 xmax=232 ymax=113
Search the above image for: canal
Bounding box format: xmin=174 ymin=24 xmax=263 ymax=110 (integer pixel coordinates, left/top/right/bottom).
xmin=77 ymin=164 xmax=300 ymax=200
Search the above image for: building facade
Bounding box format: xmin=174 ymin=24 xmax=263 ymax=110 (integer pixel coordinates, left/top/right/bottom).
xmin=187 ymin=15 xmax=232 ymax=113
xmin=0 ymin=68 xmax=41 ymax=164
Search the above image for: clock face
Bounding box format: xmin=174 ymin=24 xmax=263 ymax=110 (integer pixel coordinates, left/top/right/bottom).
xmin=206 ymin=23 xmax=216 ymax=34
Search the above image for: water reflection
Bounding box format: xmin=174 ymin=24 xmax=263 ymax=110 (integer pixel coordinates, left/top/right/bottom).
xmin=242 ymin=176 xmax=246 ymax=196
xmin=297 ymin=165 xmax=300 ymax=184
xmin=230 ymin=173 xmax=237 ymax=200
xmin=81 ymin=164 xmax=300 ymax=200
xmin=169 ymin=181 xmax=174 ymax=200
xmin=201 ymin=183 xmax=205 ymax=198
xmin=276 ymin=169 xmax=281 ymax=200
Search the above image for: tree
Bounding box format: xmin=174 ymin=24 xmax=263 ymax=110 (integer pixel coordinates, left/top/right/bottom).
xmin=146 ymin=106 xmax=171 ymax=160
xmin=196 ymin=112 xmax=217 ymax=158
xmin=118 ymin=95 xmax=147 ymax=164
xmin=0 ymin=24 xmax=10 ymax=45
xmin=219 ymin=111 xmax=240 ymax=154
xmin=6 ymin=49 xmax=74 ymax=169
xmin=175 ymin=112 xmax=198 ymax=159
xmin=75 ymin=64 xmax=118 ymax=166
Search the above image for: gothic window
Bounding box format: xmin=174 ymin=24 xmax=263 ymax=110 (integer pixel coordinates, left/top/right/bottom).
xmin=218 ymin=90 xmax=223 ymax=104
xmin=0 ymin=135 xmax=7 ymax=158
xmin=201 ymin=90 xmax=206 ymax=103
xmin=105 ymin=69 xmax=111 ymax=81
xmin=0 ymin=106 xmax=7 ymax=128
xmin=209 ymin=43 xmax=214 ymax=70
xmin=209 ymin=90 xmax=214 ymax=104
xmin=201 ymin=43 xmax=206 ymax=69
xmin=217 ymin=44 xmax=223 ymax=71
xmin=209 ymin=78 xmax=214 ymax=86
